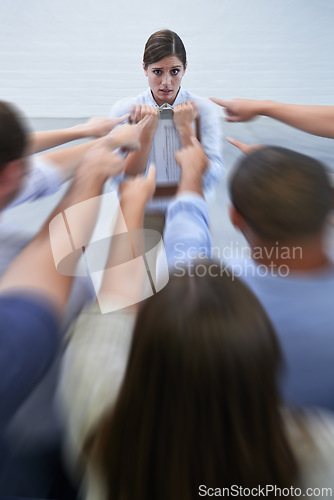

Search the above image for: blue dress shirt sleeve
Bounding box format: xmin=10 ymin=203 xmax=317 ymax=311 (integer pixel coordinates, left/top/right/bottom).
xmin=164 ymin=193 xmax=212 ymax=269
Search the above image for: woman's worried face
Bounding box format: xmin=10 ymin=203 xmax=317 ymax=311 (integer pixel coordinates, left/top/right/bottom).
xmin=143 ymin=56 xmax=186 ymax=106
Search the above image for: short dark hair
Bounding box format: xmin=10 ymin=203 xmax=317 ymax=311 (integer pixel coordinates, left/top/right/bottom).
xmin=229 ymin=146 xmax=332 ymax=242
xmin=0 ymin=101 xmax=28 ymax=172
xmin=143 ymin=29 xmax=187 ymax=68
xmin=90 ymin=262 xmax=299 ymax=499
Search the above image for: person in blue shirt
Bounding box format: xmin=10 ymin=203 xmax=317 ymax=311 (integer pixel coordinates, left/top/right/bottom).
xmin=59 ymin=139 xmax=334 ymax=500
xmin=164 ymin=141 xmax=334 ymax=412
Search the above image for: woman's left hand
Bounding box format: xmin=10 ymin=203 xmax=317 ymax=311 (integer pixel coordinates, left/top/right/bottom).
xmin=173 ymin=101 xmax=198 ymax=134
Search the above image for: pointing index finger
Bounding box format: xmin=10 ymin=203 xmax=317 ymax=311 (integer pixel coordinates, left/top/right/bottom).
xmin=209 ymin=97 xmax=229 ymax=108
xmin=136 ymin=114 xmax=152 ymax=131
xmin=113 ymin=113 xmax=130 ymax=124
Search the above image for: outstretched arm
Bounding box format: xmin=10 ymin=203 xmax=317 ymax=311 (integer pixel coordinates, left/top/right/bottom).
xmin=164 ymin=138 xmax=212 ymax=268
xmin=0 ymin=145 xmax=124 ymax=316
xmin=96 ymin=164 xmax=156 ymax=311
xmin=38 ymin=117 xmax=150 ymax=181
xmin=0 ymin=145 xmax=124 ymax=428
xmin=57 ymin=166 xmax=156 ymax=465
xmin=175 ymin=136 xmax=209 ymax=197
xmin=28 ymin=115 xmax=129 ymax=155
xmin=210 ymin=97 xmax=334 ymax=139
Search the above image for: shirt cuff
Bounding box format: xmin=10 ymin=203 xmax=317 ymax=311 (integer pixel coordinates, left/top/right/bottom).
xmin=168 ymin=192 xmax=208 ymax=212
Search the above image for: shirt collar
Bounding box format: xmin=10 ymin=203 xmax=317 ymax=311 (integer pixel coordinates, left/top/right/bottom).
xmin=147 ymin=87 xmax=185 ymax=108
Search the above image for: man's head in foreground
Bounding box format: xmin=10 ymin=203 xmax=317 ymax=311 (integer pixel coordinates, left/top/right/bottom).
xmin=0 ymin=101 xmax=29 ymax=210
xmin=229 ymin=146 xmax=331 ymax=246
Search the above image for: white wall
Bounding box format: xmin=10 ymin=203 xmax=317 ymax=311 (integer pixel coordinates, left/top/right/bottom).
xmin=1 ymin=0 xmax=334 ymax=118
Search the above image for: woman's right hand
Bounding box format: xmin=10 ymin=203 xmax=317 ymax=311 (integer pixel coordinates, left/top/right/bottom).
xmin=130 ymin=104 xmax=159 ymax=138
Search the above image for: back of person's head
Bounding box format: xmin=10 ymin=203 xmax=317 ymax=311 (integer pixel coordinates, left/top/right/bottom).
xmin=0 ymin=101 xmax=28 ymax=172
xmin=229 ymin=146 xmax=331 ymax=243
xmin=143 ymin=29 xmax=187 ymax=68
xmin=90 ymin=262 xmax=299 ymax=500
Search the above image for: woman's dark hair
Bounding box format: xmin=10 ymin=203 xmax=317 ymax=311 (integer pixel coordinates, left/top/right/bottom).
xmin=0 ymin=101 xmax=29 ymax=172
xmin=90 ymin=261 xmax=299 ymax=500
xmin=143 ymin=29 xmax=187 ymax=68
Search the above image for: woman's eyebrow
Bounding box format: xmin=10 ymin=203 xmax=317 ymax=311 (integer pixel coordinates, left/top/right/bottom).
xmin=152 ymin=65 xmax=182 ymax=70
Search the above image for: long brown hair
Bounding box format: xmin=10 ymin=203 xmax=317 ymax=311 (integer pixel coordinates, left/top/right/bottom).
xmin=90 ymin=261 xmax=299 ymax=499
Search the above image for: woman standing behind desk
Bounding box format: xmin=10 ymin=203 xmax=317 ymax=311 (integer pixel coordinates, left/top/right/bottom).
xmin=108 ymin=29 xmax=223 ymax=219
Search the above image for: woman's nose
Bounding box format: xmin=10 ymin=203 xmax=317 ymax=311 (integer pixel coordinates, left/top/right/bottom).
xmin=162 ymin=73 xmax=171 ymax=85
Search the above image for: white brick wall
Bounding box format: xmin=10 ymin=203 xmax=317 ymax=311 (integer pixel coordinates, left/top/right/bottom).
xmin=1 ymin=0 xmax=334 ymax=118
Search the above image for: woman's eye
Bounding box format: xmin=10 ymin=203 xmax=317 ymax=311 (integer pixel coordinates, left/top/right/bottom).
xmin=171 ymin=69 xmax=180 ymax=75
xmin=153 ymin=70 xmax=162 ymax=75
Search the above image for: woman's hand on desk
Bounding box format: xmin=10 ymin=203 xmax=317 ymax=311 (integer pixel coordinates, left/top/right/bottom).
xmin=130 ymin=104 xmax=159 ymax=139
xmin=173 ymin=101 xmax=198 ymax=146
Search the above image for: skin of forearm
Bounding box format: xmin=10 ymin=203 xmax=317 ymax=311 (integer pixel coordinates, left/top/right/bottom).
xmin=123 ymin=133 xmax=153 ymax=175
xmin=120 ymin=199 xmax=146 ymax=233
xmin=39 ymin=134 xmax=125 ymax=181
xmin=40 ymin=140 xmax=100 ymax=180
xmin=178 ymin=173 xmax=204 ymax=198
xmin=0 ymin=167 xmax=107 ymax=314
xmin=99 ymin=197 xmax=146 ymax=273
xmin=51 ymin=164 xmax=107 ymax=216
xmin=261 ymin=101 xmax=334 ymax=138
xmin=97 ymin=199 xmax=146 ymax=302
xmin=28 ymin=126 xmax=91 ymax=155
xmin=177 ymin=124 xmax=196 ymax=147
